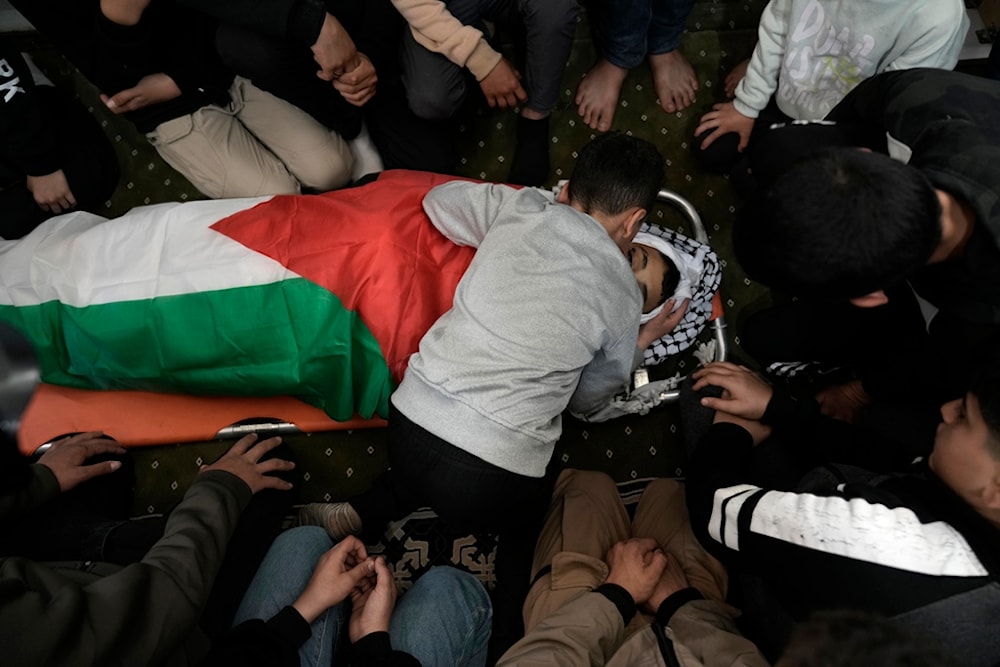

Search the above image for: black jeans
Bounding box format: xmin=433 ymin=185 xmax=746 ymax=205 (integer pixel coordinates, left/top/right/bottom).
xmin=351 ymin=402 xmax=555 ymax=658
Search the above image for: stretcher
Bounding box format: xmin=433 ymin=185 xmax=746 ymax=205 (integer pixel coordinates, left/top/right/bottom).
xmin=16 ymin=188 xmax=727 ymax=455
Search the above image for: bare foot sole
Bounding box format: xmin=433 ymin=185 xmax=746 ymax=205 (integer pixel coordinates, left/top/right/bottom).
xmin=649 ymin=49 xmax=698 ymax=113
xmin=575 ymin=59 xmax=629 ymax=132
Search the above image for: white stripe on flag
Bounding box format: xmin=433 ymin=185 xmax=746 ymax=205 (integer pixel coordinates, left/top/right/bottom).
xmin=0 ymin=197 xmax=293 ymax=308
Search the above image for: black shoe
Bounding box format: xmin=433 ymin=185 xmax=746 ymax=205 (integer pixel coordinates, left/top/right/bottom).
xmin=507 ymin=115 xmax=550 ymax=186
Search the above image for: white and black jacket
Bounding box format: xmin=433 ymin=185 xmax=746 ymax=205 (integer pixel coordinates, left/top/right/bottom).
xmin=686 ymin=391 xmax=1000 ymax=667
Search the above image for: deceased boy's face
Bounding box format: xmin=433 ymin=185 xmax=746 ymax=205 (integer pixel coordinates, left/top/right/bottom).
xmin=629 ymin=242 xmax=668 ymax=313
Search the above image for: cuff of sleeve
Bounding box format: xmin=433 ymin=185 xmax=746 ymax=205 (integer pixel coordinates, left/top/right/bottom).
xmin=655 ymin=588 xmax=704 ymax=625
xmin=198 ymin=469 xmax=254 ymax=507
xmin=287 ymin=0 xmax=328 ymax=46
xmin=705 ymin=422 xmax=754 ymax=451
xmin=467 ymin=40 xmax=503 ymax=81
xmin=731 ymin=96 xmax=759 ymax=120
xmin=266 ymin=607 xmax=313 ymax=649
xmin=595 ymin=584 xmax=637 ymax=626
xmin=21 ymin=151 xmax=62 ymax=178
xmin=762 ymin=389 xmax=797 ymax=426
xmin=29 ymin=463 xmax=63 ymax=500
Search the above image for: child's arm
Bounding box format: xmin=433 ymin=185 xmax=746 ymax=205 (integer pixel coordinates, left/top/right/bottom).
xmin=422 ymin=181 xmax=520 ymax=247
xmin=697 ymin=0 xmax=789 ymax=150
xmin=731 ymin=0 xmax=790 ymax=120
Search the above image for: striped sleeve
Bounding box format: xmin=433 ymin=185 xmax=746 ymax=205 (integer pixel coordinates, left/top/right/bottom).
xmin=709 ymin=483 xmax=988 ymax=579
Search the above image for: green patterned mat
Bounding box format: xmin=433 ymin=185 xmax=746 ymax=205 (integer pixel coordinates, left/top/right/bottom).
xmin=10 ymin=4 xmax=775 ymax=578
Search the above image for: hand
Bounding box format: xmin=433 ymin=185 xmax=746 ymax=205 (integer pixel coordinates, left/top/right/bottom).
xmin=643 ymin=552 xmax=690 ymax=613
xmin=333 ymin=53 xmax=377 ymax=107
xmin=723 ymin=59 xmax=749 ymax=99
xmin=37 ymin=431 xmax=127 ymax=492
xmin=26 ymin=170 xmax=76 ymax=214
xmin=312 ymin=13 xmax=359 ymax=82
xmin=604 ymin=538 xmax=668 ymax=607
xmin=200 ymin=433 xmax=294 ymax=494
xmin=695 ymin=102 xmax=754 ymax=151
xmin=349 ymin=556 xmax=397 ymax=643
xmin=293 ymin=536 xmax=375 ymax=623
xmin=638 ymin=299 xmax=689 ymax=350
xmin=712 ymin=398 xmax=772 ymax=445
xmin=815 ymin=380 xmax=871 ymax=424
xmin=99 ymin=0 xmax=150 ymax=25
xmin=691 ymin=361 xmax=773 ymax=420
xmin=479 ymin=58 xmax=527 ymax=110
xmin=101 ymin=73 xmax=182 ymax=114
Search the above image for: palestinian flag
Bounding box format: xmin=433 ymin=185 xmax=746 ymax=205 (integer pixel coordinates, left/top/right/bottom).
xmin=0 ymin=170 xmax=475 ymax=420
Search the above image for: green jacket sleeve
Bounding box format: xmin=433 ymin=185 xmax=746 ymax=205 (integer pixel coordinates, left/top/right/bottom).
xmin=0 ymin=470 xmax=251 ymax=667
xmin=0 ymin=464 xmax=61 ymax=524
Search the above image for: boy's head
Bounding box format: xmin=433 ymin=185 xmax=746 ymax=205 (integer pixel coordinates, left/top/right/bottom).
xmin=630 ymin=241 xmax=680 ymax=314
xmin=733 ymin=148 xmax=941 ymax=300
xmin=566 ymin=133 xmax=664 ymax=250
xmin=929 ymin=357 xmax=1000 ymax=521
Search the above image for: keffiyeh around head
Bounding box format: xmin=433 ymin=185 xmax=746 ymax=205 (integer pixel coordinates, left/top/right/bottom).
xmin=636 ymin=222 xmax=722 ymax=365
xmin=633 ymin=230 xmax=703 ymax=324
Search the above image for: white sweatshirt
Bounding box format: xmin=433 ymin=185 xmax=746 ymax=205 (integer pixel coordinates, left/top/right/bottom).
xmin=734 ymin=0 xmax=968 ymax=120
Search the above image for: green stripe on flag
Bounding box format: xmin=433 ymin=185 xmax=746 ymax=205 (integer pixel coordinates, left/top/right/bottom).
xmin=0 ymin=277 xmax=393 ymax=420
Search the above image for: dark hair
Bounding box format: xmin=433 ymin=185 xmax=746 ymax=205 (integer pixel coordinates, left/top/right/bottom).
xmin=779 ymin=610 xmax=958 ymax=667
xmin=970 ymin=354 xmax=1000 ymax=456
xmin=656 ymin=250 xmax=680 ymax=308
xmin=733 ymin=148 xmax=941 ymax=299
xmin=567 ymin=132 xmax=664 ymax=216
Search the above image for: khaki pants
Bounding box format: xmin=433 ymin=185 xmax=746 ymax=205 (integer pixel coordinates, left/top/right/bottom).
xmin=147 ymin=77 xmax=354 ymax=198
xmin=523 ymin=469 xmax=729 ymax=633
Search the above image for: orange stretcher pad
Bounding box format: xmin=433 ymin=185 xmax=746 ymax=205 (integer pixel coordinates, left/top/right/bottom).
xmin=19 ymin=293 xmax=726 ymax=456
xmin=18 ymin=384 xmax=386 ymax=456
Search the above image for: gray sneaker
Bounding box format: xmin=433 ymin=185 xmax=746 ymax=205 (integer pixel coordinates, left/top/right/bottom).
xmin=296 ymin=502 xmax=363 ymax=540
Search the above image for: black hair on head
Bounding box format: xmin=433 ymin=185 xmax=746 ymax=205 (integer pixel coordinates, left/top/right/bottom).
xmin=733 ymin=148 xmax=941 ymax=299
xmin=568 ymin=132 xmax=664 ymax=216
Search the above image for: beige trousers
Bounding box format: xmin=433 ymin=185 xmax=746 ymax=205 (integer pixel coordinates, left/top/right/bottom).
xmin=523 ymin=469 xmax=730 ymax=633
xmin=147 ymin=77 xmax=354 ymax=198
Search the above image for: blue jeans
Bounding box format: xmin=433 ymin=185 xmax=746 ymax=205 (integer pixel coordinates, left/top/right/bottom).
xmin=594 ymin=0 xmax=695 ymax=69
xmin=234 ymin=527 xmax=493 ymax=667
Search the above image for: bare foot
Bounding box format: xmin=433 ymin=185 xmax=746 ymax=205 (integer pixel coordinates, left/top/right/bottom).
xmin=649 ymin=49 xmax=698 ymax=113
xmin=575 ymin=58 xmax=628 ymax=132
xmin=724 ymin=58 xmax=749 ymax=98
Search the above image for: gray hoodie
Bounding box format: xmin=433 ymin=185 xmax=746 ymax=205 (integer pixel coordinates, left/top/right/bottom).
xmin=391 ymin=181 xmax=642 ymax=477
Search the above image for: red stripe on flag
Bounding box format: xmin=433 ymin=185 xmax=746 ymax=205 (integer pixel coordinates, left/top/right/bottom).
xmin=212 ymin=170 xmax=477 ymax=382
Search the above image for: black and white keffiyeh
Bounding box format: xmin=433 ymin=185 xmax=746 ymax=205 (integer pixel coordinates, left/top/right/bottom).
xmin=637 ymin=222 xmax=722 ymax=366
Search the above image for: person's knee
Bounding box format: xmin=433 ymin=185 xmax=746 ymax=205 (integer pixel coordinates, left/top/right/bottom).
xmin=291 ymin=147 xmax=355 ymax=192
xmin=420 ymin=567 xmax=492 ymax=620
xmin=406 ymin=83 xmax=465 ymax=121
xmin=641 ymin=478 xmax=683 ymax=504
xmin=561 ymin=468 xmax=617 ymax=499
xmin=520 ymin=0 xmax=579 ymax=31
xmin=273 ymin=525 xmax=333 ymax=554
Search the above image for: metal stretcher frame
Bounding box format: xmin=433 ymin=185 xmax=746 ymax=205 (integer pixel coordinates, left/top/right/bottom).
xmin=648 ymin=188 xmax=729 ymax=403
